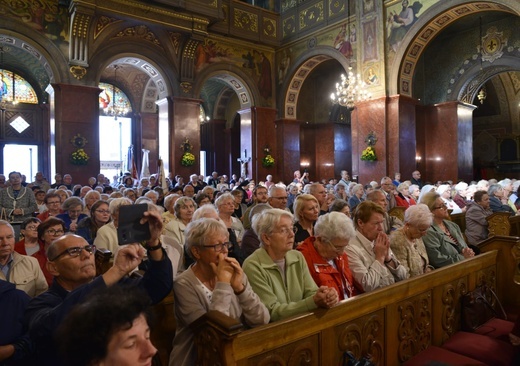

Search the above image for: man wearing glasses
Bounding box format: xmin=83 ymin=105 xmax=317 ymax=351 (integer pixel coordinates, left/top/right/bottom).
xmin=25 ymin=210 xmax=173 ymax=366
xmin=0 ymin=220 xmax=48 ymax=297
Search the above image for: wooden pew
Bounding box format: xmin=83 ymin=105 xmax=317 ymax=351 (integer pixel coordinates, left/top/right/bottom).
xmin=509 ymin=215 xmax=520 ymax=237
xmin=486 ymin=211 xmax=512 ymax=237
xmin=448 ymin=212 xmax=466 ymax=234
xmin=191 ymin=238 xmax=520 ymax=365
xmin=95 ymin=247 xmax=112 ymax=276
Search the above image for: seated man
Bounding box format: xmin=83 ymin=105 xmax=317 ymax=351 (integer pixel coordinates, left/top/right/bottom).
xmin=0 ymin=220 xmax=48 ymax=297
xmin=25 ymin=210 xmax=173 ymax=366
xmin=365 ymin=190 xmax=403 ymax=234
xmin=0 ymin=279 xmax=33 ymax=365
xmin=345 ymin=201 xmax=408 ymax=292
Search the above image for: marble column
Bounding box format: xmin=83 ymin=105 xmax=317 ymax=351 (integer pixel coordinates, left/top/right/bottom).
xmin=51 ymin=83 xmax=101 ymax=184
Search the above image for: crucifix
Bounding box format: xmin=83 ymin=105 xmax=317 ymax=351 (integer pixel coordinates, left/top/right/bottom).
xmin=237 ymin=149 xmax=251 ymax=178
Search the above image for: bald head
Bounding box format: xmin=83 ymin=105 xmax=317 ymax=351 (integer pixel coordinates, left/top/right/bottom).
xmin=46 ymin=235 xmax=96 ymax=291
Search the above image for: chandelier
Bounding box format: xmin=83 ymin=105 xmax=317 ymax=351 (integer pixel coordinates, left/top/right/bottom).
xmin=0 ymin=45 xmax=18 ymax=111
xmin=330 ymin=67 xmax=371 ymax=110
xmin=103 ymin=65 xmax=128 ymax=120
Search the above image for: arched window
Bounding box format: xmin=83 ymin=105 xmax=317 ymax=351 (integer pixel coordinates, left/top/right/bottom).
xmin=98 ymin=82 xmax=132 ymax=117
xmin=0 ymin=69 xmax=38 ymax=104
xmin=98 ymin=82 xmax=133 ymax=181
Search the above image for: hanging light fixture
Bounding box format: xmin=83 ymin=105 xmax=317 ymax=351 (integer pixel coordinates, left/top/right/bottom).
xmin=476 ymin=17 xmax=486 ymax=106
xmin=103 ymin=64 xmax=128 ymax=120
xmin=330 ymin=67 xmax=371 ymax=111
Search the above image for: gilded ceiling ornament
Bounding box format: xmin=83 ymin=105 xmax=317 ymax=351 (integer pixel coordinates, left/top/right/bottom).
xmin=180 ymin=82 xmax=192 ymax=94
xmin=69 ymin=65 xmax=87 ymax=80
xmin=480 ymin=26 xmax=507 ymax=63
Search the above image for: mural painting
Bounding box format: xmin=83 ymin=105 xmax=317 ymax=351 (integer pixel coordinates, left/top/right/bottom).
xmin=194 ymin=38 xmax=274 ymax=103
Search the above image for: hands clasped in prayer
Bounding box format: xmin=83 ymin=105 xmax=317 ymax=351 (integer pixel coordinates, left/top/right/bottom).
xmin=314 ymin=286 xmax=338 ymax=308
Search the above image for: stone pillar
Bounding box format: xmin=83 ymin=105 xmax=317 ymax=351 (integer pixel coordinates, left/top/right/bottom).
xmin=352 ymin=98 xmax=387 ymax=184
xmin=201 ymin=118 xmax=227 ymax=176
xmin=51 ymin=83 xmax=100 ymax=185
xmin=251 ymin=107 xmax=277 ymax=182
xmin=170 ymin=97 xmax=202 ymax=178
xmin=387 ymin=95 xmax=420 ymax=181
xmin=418 ymin=101 xmax=475 ymax=182
xmin=275 ymin=118 xmax=301 ymax=183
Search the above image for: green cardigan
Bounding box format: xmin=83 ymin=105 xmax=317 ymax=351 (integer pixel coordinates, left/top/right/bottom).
xmin=243 ymin=248 xmax=318 ymax=322
xmin=422 ymin=219 xmax=467 ymax=268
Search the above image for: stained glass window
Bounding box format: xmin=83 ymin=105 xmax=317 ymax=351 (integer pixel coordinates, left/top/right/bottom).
xmin=99 ymin=82 xmax=132 ymax=117
xmin=0 ymin=69 xmax=38 ymax=104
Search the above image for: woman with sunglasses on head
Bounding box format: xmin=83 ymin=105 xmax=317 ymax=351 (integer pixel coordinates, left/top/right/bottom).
xmin=170 ymin=218 xmax=268 ymax=366
xmin=297 ymin=212 xmax=362 ymax=301
xmin=420 ymin=192 xmax=474 ymax=268
xmin=76 ymin=201 xmax=111 ymax=245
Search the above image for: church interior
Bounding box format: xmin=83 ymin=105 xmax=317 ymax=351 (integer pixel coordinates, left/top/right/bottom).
xmin=0 ymin=0 xmax=519 ymax=184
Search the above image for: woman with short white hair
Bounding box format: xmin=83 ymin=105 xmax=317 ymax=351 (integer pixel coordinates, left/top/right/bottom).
xmin=297 ymin=212 xmax=362 ymax=300
xmin=243 ymin=209 xmax=338 ymax=322
xmin=390 ymin=204 xmax=433 ymax=277
xmin=216 ymin=193 xmax=245 ymax=263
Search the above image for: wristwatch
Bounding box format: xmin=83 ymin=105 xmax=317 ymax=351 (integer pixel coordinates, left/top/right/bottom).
xmin=145 ymin=241 xmax=162 ymax=251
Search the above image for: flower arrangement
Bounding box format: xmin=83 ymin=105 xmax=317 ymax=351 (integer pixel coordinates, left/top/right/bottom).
xmin=181 ymin=152 xmax=196 ymax=167
xmin=262 ymin=146 xmax=275 ymax=168
xmin=70 ymin=148 xmax=89 ymax=165
xmin=360 ymin=146 xmax=377 ymax=161
xmin=180 ymin=138 xmax=196 ymax=167
xmin=263 ymin=154 xmax=275 ymax=167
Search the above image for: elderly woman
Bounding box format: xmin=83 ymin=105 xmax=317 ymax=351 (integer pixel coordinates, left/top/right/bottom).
xmin=82 ymin=190 xmax=101 ymax=216
xmin=0 ymin=171 xmax=38 ymax=221
xmin=409 ymin=184 xmax=420 ymax=202
xmin=333 ymin=183 xmax=348 ymax=201
xmin=36 ymin=192 xmax=63 ymax=222
xmin=170 ymin=218 xmax=268 ymax=365
xmin=420 ymin=192 xmax=474 ymax=268
xmin=395 ymin=182 xmax=416 ymax=208
xmin=14 ymin=218 xmax=51 ymax=285
xmin=293 ymin=194 xmax=320 ymax=246
xmin=329 ymin=199 xmax=351 ymax=217
xmin=34 ymin=217 xmax=67 ymax=285
xmin=345 ymin=201 xmax=408 ymax=292
xmin=216 ymin=193 xmax=245 ymax=263
xmin=243 ymin=209 xmax=338 ymax=322
xmin=76 ymin=200 xmax=111 ymax=244
xmin=465 ymin=190 xmax=493 ymax=246
xmin=436 ymin=184 xmax=461 ymax=214
xmin=94 ymin=197 xmax=132 ymax=254
xmin=390 ymin=204 xmax=433 ymax=277
xmin=162 ymin=193 xmax=180 ymax=221
xmin=488 ymin=184 xmax=515 ymax=215
xmin=348 ymin=184 xmax=364 ymax=211
xmin=164 ymin=196 xmax=197 ymax=248
xmin=56 ymin=197 xmax=88 ymax=233
xmin=453 ymin=182 xmax=469 ymax=210
xmin=297 ymin=212 xmax=362 ymax=300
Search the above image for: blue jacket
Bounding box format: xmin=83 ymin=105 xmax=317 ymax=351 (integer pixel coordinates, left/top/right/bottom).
xmin=24 ymin=250 xmax=173 ymax=366
xmin=0 ymin=280 xmax=33 ymax=366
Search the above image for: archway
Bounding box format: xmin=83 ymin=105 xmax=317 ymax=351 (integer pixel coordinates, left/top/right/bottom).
xmin=195 ymin=66 xmax=258 ymax=178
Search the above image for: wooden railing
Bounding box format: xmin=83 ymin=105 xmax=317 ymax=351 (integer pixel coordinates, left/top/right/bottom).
xmin=191 ymin=237 xmax=520 ymax=365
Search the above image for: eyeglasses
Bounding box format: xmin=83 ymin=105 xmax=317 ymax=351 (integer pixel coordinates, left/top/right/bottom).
xmin=50 ymin=244 xmax=96 ymax=261
xmin=47 ymin=201 xmax=61 ymax=205
xmin=433 ymin=203 xmax=447 ymax=210
xmin=95 ymin=210 xmax=110 ymax=214
xmin=46 ymin=229 xmax=65 ymax=235
xmin=201 ymin=242 xmax=232 ymax=252
xmin=271 ymin=196 xmax=288 ymax=200
xmin=24 ymin=225 xmax=39 ymax=231
xmin=272 ymin=226 xmax=297 ymax=236
xmin=326 ymin=240 xmax=348 ymax=252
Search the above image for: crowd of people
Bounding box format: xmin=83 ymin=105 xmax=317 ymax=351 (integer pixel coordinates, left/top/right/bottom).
xmin=0 ymin=168 xmax=519 ymax=365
